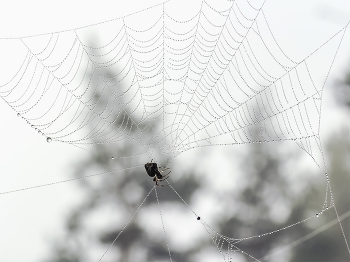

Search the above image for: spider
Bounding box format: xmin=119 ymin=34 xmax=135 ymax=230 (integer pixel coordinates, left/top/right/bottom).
xmin=144 ymin=160 xmax=171 ymax=187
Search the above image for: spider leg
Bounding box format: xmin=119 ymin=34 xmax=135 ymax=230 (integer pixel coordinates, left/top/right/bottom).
xmin=157 ymin=183 xmax=170 ymax=187
xmin=159 ymin=167 xmax=170 ymax=172
xmin=156 ymin=181 xmax=170 ymax=187
xmin=160 ymin=171 xmax=171 ymax=179
xmin=158 ymin=175 xmax=169 ymax=181
xmin=157 ymin=171 xmax=171 ymax=181
xmin=155 ymin=176 xmax=170 ymax=187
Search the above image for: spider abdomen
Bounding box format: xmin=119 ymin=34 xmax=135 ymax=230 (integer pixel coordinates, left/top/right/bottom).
xmin=145 ymin=161 xmax=171 ymax=187
xmin=144 ymin=162 xmax=159 ymax=177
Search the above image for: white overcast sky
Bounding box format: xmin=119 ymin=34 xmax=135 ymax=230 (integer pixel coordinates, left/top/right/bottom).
xmin=0 ymin=0 xmax=350 ymax=261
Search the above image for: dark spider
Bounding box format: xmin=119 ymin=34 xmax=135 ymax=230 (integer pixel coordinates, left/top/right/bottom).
xmin=144 ymin=160 xmax=171 ymax=187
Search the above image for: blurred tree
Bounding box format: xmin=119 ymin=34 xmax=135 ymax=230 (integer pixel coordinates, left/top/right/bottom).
xmin=334 ymin=70 xmax=350 ymax=109
xmin=43 ymin=40 xmax=350 ymax=262
xmin=44 ymin=125 xmax=350 ymax=261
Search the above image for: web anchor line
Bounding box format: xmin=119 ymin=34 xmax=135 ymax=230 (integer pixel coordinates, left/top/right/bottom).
xmin=168 ymin=183 xmax=338 ymax=261
xmin=98 ymin=186 xmax=155 ymax=262
xmin=155 ymin=186 xmax=173 ymax=262
xmin=0 ymin=165 xmax=143 ymax=196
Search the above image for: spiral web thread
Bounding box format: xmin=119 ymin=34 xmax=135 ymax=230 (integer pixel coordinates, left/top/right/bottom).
xmin=0 ymin=0 xmax=349 ymax=260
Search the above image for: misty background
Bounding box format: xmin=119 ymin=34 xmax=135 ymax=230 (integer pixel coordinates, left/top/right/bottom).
xmin=0 ymin=0 xmax=350 ymax=261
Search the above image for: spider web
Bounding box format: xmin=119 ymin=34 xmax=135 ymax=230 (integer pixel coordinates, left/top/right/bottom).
xmin=0 ymin=0 xmax=349 ymax=261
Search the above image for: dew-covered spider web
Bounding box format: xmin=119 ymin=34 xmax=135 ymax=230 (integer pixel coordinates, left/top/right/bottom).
xmin=1 ymin=0 xmax=350 ymax=261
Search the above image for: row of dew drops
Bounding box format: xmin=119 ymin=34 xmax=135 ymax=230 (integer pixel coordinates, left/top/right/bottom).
xmin=17 ymin=113 xmax=52 ymax=143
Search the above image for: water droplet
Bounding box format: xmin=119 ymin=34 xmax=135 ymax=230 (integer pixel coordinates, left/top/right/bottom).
xmin=17 ymin=113 xmax=21 ymax=117
xmin=316 ymin=213 xmax=319 ymax=217
xmin=46 ymin=137 xmax=52 ymax=143
xmin=31 ymin=125 xmax=34 ymax=128
xmin=111 ymin=157 xmax=115 ymax=160
xmin=197 ymin=216 xmax=200 ymax=220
